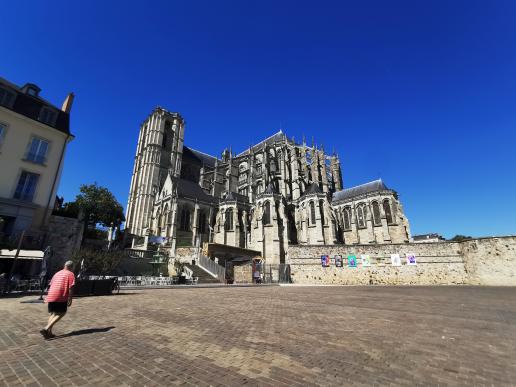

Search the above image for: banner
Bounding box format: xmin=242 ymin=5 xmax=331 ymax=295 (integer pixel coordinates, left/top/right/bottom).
xmin=321 ymin=255 xmax=330 ymax=267
xmin=390 ymin=254 xmax=401 ymax=266
xmin=347 ymin=254 xmax=357 ymax=268
xmin=406 ymin=253 xmax=417 ymax=265
xmin=334 ymin=255 xmax=343 ymax=267
xmin=360 ymin=254 xmax=371 ymax=267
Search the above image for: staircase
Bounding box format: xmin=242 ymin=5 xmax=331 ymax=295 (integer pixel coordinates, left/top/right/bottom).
xmin=183 ymin=263 xmax=222 ymax=284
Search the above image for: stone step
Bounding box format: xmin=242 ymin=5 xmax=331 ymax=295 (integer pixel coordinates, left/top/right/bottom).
xmin=183 ymin=263 xmax=222 ymax=284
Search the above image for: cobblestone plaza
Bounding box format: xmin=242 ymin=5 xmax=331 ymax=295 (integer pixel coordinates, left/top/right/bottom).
xmin=1 ymin=286 xmax=515 ymax=386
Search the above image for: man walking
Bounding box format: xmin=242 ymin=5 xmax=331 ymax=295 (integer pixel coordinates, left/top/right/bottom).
xmin=40 ymin=260 xmax=75 ymax=339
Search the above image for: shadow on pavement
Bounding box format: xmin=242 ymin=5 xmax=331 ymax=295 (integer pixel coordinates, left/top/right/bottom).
xmin=53 ymin=326 xmax=115 ymax=339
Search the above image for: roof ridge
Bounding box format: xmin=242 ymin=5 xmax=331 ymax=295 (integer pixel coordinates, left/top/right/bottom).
xmin=236 ymin=130 xmax=286 ymax=156
xmin=186 ymin=146 xmax=218 ymax=160
xmin=342 ymin=179 xmax=383 ymax=191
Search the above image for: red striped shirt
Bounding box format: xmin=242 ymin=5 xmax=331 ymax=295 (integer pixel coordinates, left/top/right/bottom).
xmin=46 ymin=269 xmax=75 ymax=303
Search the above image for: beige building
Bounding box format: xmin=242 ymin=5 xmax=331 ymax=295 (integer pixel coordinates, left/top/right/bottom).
xmin=0 ymin=77 xmax=74 ymax=243
xmin=126 ymin=107 xmax=412 ymax=265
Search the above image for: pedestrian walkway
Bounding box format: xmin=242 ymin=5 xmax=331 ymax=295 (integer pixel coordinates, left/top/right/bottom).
xmin=0 ymin=286 xmax=515 ymax=385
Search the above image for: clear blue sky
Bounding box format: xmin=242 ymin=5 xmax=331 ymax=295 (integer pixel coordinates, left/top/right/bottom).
xmin=2 ymin=0 xmax=515 ymax=238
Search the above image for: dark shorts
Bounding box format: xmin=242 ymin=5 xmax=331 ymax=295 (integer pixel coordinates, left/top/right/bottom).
xmin=48 ymin=302 xmax=67 ymax=314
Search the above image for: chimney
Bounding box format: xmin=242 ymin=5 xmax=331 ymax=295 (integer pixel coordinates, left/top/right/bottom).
xmin=61 ymin=92 xmax=75 ymax=113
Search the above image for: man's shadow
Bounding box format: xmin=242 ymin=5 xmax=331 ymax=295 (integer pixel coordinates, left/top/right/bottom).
xmin=51 ymin=326 xmax=115 ymax=339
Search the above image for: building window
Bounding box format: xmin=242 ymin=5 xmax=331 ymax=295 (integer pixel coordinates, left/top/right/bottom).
xmin=309 ymin=201 xmax=316 ymax=225
xmin=224 ymin=208 xmax=234 ymax=231
xmin=38 ymin=107 xmax=58 ymax=126
xmin=256 ymin=184 xmax=263 ymax=195
xmin=357 ymin=203 xmax=367 ymax=228
xmin=198 ymin=212 xmax=206 ymax=234
xmin=343 ymin=207 xmax=351 ymax=230
xmin=262 ymin=201 xmax=271 ymax=225
xmin=0 ymin=88 xmax=15 ymax=108
xmin=372 ymin=201 xmax=381 ymax=225
xmin=179 ymin=208 xmax=190 ymax=231
xmin=238 ymin=187 xmax=248 ymax=196
xmin=26 ymin=137 xmax=49 ymax=164
xmin=0 ymin=123 xmax=6 ymax=148
xmin=383 ymin=199 xmax=393 ymax=224
xmin=319 ymin=200 xmax=325 ymax=225
xmin=14 ymin=171 xmax=39 ymax=201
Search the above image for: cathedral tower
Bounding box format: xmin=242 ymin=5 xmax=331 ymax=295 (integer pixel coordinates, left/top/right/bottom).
xmin=125 ymin=107 xmax=185 ymax=236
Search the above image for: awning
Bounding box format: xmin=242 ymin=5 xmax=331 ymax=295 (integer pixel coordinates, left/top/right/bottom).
xmin=0 ymin=249 xmax=44 ymax=260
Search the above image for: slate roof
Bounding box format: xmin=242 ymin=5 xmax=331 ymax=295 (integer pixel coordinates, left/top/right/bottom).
xmin=263 ymin=183 xmax=278 ymax=195
xmin=300 ymin=183 xmax=322 ymax=198
xmin=332 ymin=179 xmax=389 ymax=202
xmin=172 ymin=176 xmax=218 ymax=204
xmin=183 ymin=146 xmax=219 ymax=168
xmin=236 ymin=130 xmax=287 ymax=156
xmin=222 ymin=191 xmax=249 ymax=203
xmin=0 ymin=77 xmax=71 ymax=135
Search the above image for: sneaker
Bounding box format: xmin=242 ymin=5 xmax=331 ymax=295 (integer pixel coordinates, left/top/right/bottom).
xmin=39 ymin=329 xmax=49 ymax=339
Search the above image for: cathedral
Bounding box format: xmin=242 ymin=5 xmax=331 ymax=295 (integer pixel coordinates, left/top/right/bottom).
xmin=125 ymin=107 xmax=411 ymax=264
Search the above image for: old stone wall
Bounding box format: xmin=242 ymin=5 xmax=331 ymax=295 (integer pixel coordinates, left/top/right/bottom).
xmin=287 ymin=236 xmax=516 ymax=286
xmin=461 ymin=237 xmax=516 ymax=285
xmin=45 ymin=215 xmax=84 ymax=271
xmin=174 ymin=247 xmax=198 ymax=263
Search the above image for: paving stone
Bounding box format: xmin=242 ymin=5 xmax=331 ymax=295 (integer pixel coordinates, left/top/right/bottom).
xmin=0 ymin=286 xmax=515 ymax=386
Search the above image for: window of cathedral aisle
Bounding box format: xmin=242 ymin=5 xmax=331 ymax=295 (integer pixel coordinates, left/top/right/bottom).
xmin=372 ymin=201 xmax=382 ymax=226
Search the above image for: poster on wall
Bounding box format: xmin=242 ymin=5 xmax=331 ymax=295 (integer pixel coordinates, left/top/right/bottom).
xmin=321 ymin=255 xmax=330 ymax=267
xmin=361 ymin=255 xmax=371 ymax=267
xmin=390 ymin=254 xmax=402 ymax=266
xmin=347 ymin=255 xmax=357 ymax=268
xmin=406 ymin=253 xmax=417 ymax=265
xmin=334 ymin=255 xmax=343 ymax=267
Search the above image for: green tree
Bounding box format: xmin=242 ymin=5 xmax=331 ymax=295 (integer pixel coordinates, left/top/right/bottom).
xmin=450 ymin=235 xmax=473 ymax=242
xmin=75 ymin=183 xmax=125 ymax=230
xmin=71 ymin=248 xmax=126 ymax=276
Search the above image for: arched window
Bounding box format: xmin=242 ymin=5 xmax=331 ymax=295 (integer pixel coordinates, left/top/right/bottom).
xmin=357 ymin=203 xmax=367 ymax=228
xmin=162 ymin=205 xmax=169 ymax=228
xmin=383 ymin=199 xmax=393 ymax=224
xmin=179 ymin=208 xmax=190 ymax=231
xmin=372 ymin=201 xmax=381 ymax=226
xmin=225 ymin=208 xmax=234 ymax=231
xmin=310 ymin=201 xmax=316 ymax=225
xmin=198 ymin=211 xmax=206 ymax=234
xmin=319 ymin=200 xmax=325 ymax=225
xmin=344 ymin=207 xmax=351 ymax=230
xmin=262 ymin=201 xmax=271 ymax=225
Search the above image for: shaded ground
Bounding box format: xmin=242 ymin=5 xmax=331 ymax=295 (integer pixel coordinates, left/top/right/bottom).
xmin=1 ymin=286 xmax=515 ymax=386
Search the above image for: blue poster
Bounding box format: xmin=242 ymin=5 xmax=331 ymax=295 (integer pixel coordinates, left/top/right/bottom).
xmin=321 ymin=255 xmax=330 ymax=267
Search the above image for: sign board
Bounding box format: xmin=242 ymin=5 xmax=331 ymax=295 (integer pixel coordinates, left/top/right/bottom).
xmin=334 ymin=255 xmax=343 ymax=267
xmin=406 ymin=253 xmax=417 ymax=265
xmin=390 ymin=254 xmax=402 ymax=266
xmin=347 ymin=254 xmax=357 ymax=268
xmin=360 ymin=254 xmax=371 ymax=267
xmin=321 ymin=255 xmax=330 ymax=267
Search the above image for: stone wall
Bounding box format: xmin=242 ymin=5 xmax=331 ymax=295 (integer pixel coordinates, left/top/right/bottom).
xmin=287 ymin=236 xmax=516 ymax=286
xmin=461 ymin=237 xmax=516 ymax=285
xmin=45 ymin=215 xmax=84 ymax=271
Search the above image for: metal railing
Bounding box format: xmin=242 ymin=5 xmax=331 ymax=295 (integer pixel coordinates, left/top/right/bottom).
xmin=197 ymin=254 xmax=225 ymax=282
xmin=125 ymin=249 xmax=155 ymax=259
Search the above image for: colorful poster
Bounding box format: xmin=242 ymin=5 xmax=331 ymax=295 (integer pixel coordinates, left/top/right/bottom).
xmin=347 ymin=255 xmax=357 ymax=268
xmin=321 ymin=255 xmax=330 ymax=267
xmin=334 ymin=255 xmax=343 ymax=267
xmin=390 ymin=254 xmax=401 ymax=266
xmin=406 ymin=253 xmax=417 ymax=265
xmin=360 ymin=254 xmax=371 ymax=267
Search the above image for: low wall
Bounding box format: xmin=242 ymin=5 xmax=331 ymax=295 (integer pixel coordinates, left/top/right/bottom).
xmin=45 ymin=215 xmax=84 ymax=271
xmin=287 ymin=236 xmax=516 ymax=286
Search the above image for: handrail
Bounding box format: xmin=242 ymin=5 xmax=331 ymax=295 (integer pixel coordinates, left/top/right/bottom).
xmin=197 ymin=254 xmax=225 ymax=282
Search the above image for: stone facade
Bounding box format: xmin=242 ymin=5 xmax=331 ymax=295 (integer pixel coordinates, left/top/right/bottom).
xmin=288 ymin=236 xmax=516 ymax=286
xmin=125 ymin=107 xmax=412 ymax=264
xmin=45 ymin=215 xmax=84 ymax=271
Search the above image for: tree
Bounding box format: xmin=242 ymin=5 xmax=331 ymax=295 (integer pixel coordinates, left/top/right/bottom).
xmin=75 ymin=183 xmax=125 ymax=230
xmin=71 ymin=248 xmax=126 ymax=276
xmin=450 ymin=235 xmax=473 ymax=242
